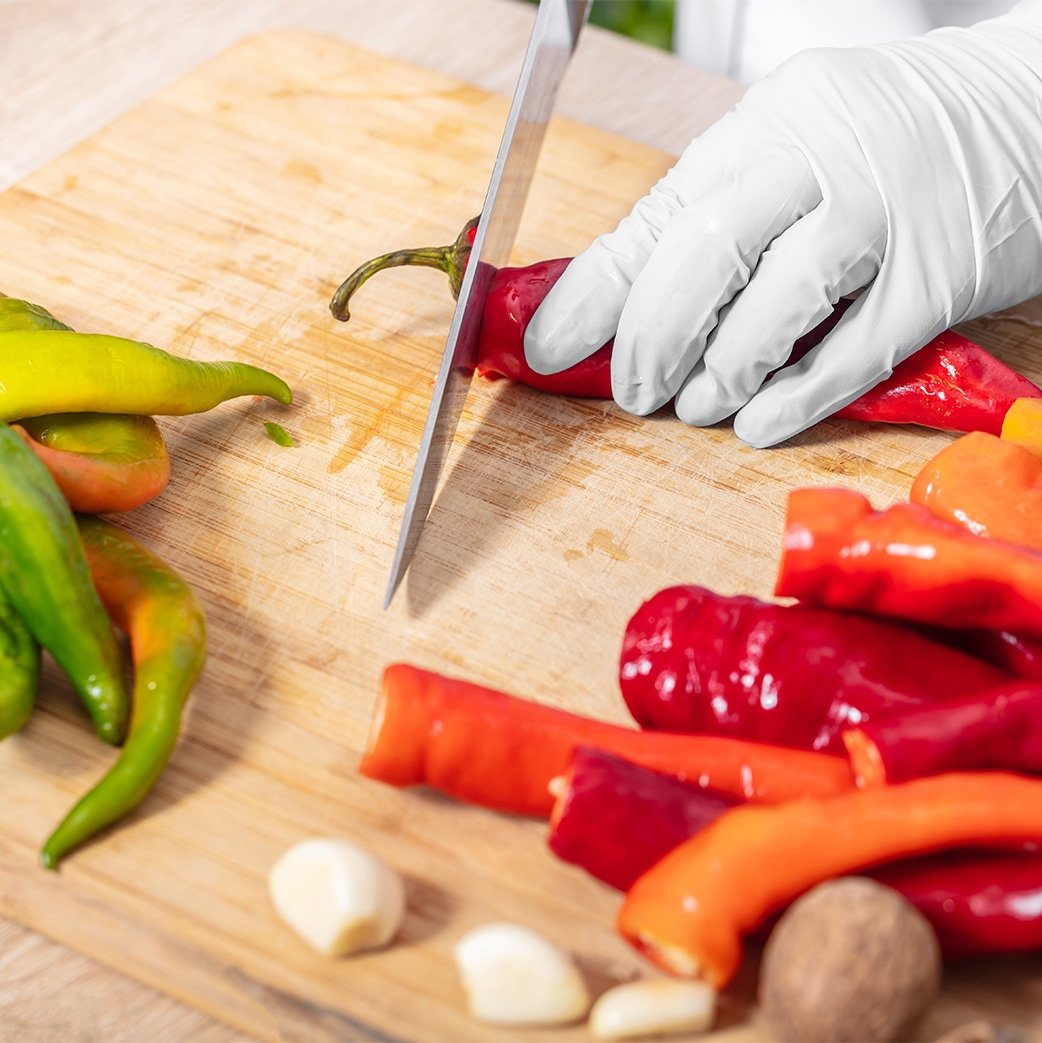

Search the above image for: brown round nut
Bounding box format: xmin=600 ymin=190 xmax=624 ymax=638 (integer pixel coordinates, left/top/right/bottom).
xmin=759 ymin=877 xmax=941 ymax=1042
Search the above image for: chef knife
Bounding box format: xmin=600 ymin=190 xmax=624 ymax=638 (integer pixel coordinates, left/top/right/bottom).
xmin=384 ymin=0 xmax=592 ymax=608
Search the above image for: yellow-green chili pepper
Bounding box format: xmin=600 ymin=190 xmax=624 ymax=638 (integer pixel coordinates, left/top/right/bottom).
xmin=0 ymin=424 xmax=127 ymax=744
xmin=0 ymin=297 xmax=171 ymax=511
xmin=0 ymin=330 xmax=292 ymax=420
xmin=42 ymin=517 xmax=206 ymax=867
xmin=0 ymin=584 xmax=40 ymax=740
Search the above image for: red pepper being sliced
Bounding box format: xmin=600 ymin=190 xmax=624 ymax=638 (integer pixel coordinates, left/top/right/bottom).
xmin=776 ymin=487 xmax=1042 ymax=638
xmin=619 ymin=585 xmax=1008 ymax=754
xmin=843 ymin=681 xmax=1042 ymax=786
xmin=359 ymin=664 xmax=854 ymax=816
xmin=551 ymin=748 xmax=1042 ymax=960
xmin=330 ymin=218 xmax=1041 ymax=434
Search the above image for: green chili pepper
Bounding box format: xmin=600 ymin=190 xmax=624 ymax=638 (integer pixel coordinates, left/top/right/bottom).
xmin=42 ymin=516 xmax=206 ymax=868
xmin=0 ymin=330 xmax=292 ymax=420
xmin=0 ymin=425 xmax=127 ymax=744
xmin=0 ymin=583 xmax=40 ymax=740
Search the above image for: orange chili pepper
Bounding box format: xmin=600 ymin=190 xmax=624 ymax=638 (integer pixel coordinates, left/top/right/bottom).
xmin=360 ymin=665 xmax=853 ymax=816
xmin=1001 ymin=397 xmax=1042 ymax=457
xmin=13 ymin=414 xmax=170 ymax=513
xmin=617 ymin=772 xmax=1042 ymax=988
xmin=911 ymin=431 xmax=1042 ymax=548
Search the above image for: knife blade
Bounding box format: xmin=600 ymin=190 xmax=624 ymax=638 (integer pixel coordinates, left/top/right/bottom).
xmin=384 ymin=0 xmax=592 ymax=609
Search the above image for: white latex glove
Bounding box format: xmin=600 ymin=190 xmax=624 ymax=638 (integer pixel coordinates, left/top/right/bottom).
xmin=523 ymin=1 xmax=1042 ymax=447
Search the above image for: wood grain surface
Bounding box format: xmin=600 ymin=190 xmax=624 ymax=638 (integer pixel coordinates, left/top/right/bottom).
xmin=1 ymin=26 xmax=1042 ymax=1043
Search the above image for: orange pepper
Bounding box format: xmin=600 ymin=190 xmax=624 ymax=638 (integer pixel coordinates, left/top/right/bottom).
xmin=910 ymin=431 xmax=1042 ymax=549
xmin=359 ymin=665 xmax=854 ymax=815
xmin=1001 ymin=397 xmax=1042 ymax=457
xmin=617 ymin=772 xmax=1042 ymax=988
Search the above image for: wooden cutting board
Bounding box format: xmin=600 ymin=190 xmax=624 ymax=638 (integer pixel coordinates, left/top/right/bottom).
xmin=1 ymin=30 xmax=1041 ymax=1040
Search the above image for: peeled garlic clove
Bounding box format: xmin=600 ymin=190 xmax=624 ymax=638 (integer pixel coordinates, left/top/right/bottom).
xmin=268 ymin=838 xmax=405 ymax=957
xmin=454 ymin=922 xmax=590 ymax=1026
xmin=589 ymin=979 xmax=717 ymax=1040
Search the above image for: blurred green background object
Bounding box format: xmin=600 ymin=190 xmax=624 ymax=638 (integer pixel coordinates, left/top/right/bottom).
xmin=523 ymin=0 xmax=676 ymax=51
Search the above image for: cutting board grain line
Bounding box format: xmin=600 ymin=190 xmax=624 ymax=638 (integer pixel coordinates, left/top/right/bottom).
xmin=1 ymin=30 xmax=1041 ymax=1040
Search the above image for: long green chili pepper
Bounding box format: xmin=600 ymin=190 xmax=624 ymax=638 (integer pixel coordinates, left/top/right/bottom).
xmin=0 ymin=583 xmax=40 ymax=740
xmin=0 ymin=425 xmax=127 ymax=744
xmin=41 ymin=516 xmax=207 ymax=868
xmin=0 ymin=330 xmax=292 ymax=420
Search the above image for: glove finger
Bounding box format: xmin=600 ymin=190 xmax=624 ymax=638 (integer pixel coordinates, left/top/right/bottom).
xmin=733 ymin=289 xmax=944 ymax=447
xmin=674 ymin=202 xmax=884 ymax=427
xmin=610 ymin=149 xmax=821 ymax=415
xmin=523 ymin=116 xmax=758 ymax=376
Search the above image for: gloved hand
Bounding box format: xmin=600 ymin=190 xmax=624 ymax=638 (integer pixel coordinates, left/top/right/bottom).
xmin=523 ymin=2 xmax=1042 ymax=447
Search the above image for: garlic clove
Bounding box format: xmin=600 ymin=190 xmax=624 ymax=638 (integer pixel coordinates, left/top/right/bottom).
xmin=453 ymin=922 xmax=590 ymax=1026
xmin=589 ymin=978 xmax=717 ymax=1040
xmin=268 ymin=838 xmax=405 ymax=957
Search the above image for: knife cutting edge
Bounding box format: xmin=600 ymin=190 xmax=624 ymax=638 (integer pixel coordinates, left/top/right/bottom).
xmin=382 ymin=0 xmax=592 ymax=609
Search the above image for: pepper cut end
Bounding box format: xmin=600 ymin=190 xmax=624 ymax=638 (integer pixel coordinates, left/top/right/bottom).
xmin=842 ymin=727 xmax=887 ymax=788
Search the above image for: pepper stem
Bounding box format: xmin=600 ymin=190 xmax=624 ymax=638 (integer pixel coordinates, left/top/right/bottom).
xmin=329 ymin=217 xmax=479 ymax=321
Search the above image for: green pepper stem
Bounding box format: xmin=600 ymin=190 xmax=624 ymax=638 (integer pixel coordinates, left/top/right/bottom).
xmin=329 ymin=216 xmax=479 ymax=321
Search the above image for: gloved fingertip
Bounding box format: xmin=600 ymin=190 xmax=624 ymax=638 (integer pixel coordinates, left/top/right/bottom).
xmin=732 ymin=403 xmax=792 ymax=449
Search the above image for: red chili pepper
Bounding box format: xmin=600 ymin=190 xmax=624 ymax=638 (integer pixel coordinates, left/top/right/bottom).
xmin=776 ymin=487 xmax=1042 ymax=638
xmin=358 ymin=664 xmax=854 ymax=816
xmin=619 ymin=585 xmax=1007 ymax=754
xmin=330 ymin=218 xmax=1040 ymax=433
xmin=843 ymin=681 xmax=1042 ymax=786
xmin=547 ymin=746 xmax=739 ymax=890
xmin=955 ymin=628 xmax=1042 ymax=681
xmin=871 ymin=853 xmax=1042 ymax=959
xmin=550 ymin=748 xmax=1042 ymax=959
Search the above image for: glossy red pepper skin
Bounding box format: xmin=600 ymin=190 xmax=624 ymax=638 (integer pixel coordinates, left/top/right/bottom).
xmin=618 ymin=585 xmax=1007 ymax=754
xmin=777 ymin=488 xmax=1042 ymax=639
xmin=871 ymin=853 xmax=1042 ymax=959
xmin=330 ymin=219 xmax=1041 ymax=433
xmin=843 ymin=681 xmax=1042 ymax=785
xmin=475 ymin=258 xmax=613 ymax=397
xmin=548 ymin=747 xmax=738 ymax=890
xmin=549 ymin=748 xmax=1042 ymax=959
xmin=957 ymin=629 xmax=1042 ymax=682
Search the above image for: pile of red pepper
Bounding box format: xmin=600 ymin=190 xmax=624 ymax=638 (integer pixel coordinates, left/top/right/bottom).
xmin=0 ymin=294 xmax=292 ymax=867
xmin=357 ymin=392 xmax=1042 ymax=994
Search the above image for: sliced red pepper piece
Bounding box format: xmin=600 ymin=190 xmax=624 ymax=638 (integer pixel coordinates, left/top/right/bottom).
xmin=619 ymin=585 xmax=1007 ymax=754
xmin=359 ymin=664 xmax=854 ymax=816
xmin=776 ymin=488 xmax=1042 ymax=638
xmin=617 ymin=772 xmax=1042 ymax=987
